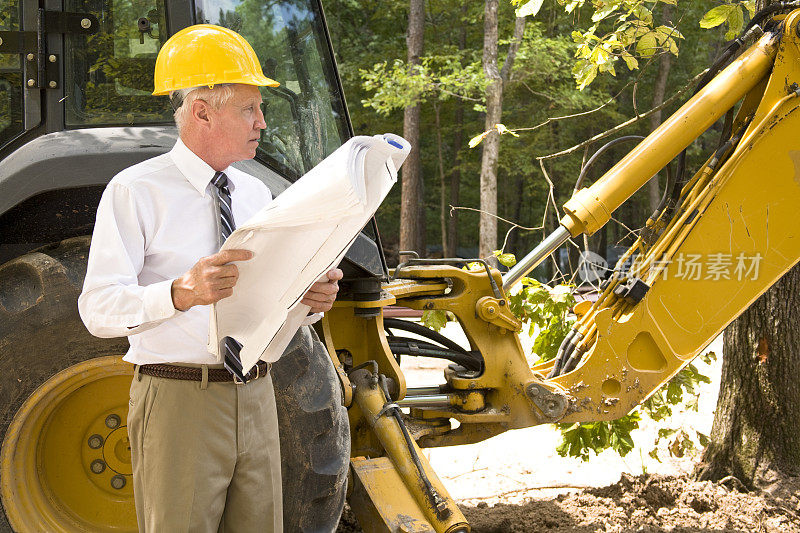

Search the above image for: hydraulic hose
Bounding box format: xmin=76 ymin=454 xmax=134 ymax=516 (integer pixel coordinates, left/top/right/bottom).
xmin=573 ymin=136 xmax=645 ymax=196
xmin=383 ymin=318 xmax=472 ymax=356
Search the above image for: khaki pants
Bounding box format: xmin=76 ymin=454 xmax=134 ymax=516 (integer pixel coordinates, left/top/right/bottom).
xmin=127 ymin=366 xmax=282 ymax=533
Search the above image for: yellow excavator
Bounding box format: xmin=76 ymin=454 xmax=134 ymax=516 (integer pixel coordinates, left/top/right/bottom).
xmin=326 ymin=4 xmax=800 ymax=531
xmin=1 ymin=0 xmax=800 ymax=531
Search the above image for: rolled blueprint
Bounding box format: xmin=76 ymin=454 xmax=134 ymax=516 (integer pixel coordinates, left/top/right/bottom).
xmin=208 ymin=133 xmax=410 ymax=372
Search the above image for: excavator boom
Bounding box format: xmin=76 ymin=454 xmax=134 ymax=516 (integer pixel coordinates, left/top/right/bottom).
xmin=326 ymin=8 xmax=800 ymax=533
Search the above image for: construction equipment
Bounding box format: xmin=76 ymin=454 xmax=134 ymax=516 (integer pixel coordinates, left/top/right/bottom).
xmin=2 ymin=0 xmax=800 ymax=531
xmin=0 ymin=1 xmax=355 ymax=531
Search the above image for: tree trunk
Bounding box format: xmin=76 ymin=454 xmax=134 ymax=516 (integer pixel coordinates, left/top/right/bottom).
xmin=447 ymin=101 xmax=463 ymax=258
xmin=400 ymin=0 xmax=426 ymax=257
xmin=646 ymin=5 xmax=673 ymax=212
xmin=434 ymin=103 xmax=447 ymax=257
xmin=698 ymin=0 xmax=800 ymax=489
xmin=445 ymin=6 xmax=468 ymax=259
xmin=478 ymin=7 xmax=525 ymax=260
xmin=697 ymin=267 xmax=800 ymax=487
xmin=478 ymin=0 xmax=501 ymax=261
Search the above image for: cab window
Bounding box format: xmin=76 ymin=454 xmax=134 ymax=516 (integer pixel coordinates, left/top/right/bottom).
xmin=195 ymin=0 xmax=350 ymax=180
xmin=0 ymin=0 xmax=24 ymax=147
xmin=64 ymin=0 xmax=172 ymax=126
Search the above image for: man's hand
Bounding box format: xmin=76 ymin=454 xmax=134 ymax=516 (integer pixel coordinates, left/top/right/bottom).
xmin=301 ymin=268 xmax=343 ymax=313
xmin=171 ymin=249 xmax=253 ymax=311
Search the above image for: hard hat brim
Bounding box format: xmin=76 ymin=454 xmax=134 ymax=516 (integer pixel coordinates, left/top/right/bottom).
xmin=152 ymin=76 xmax=280 ymax=96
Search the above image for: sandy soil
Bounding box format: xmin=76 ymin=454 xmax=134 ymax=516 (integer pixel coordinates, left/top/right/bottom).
xmin=337 ymin=324 xmax=800 ymax=531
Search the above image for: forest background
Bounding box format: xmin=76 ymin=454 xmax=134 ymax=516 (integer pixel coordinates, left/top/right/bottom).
xmin=323 ymin=0 xmax=741 ymax=281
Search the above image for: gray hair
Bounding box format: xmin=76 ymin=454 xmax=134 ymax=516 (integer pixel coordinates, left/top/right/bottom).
xmin=171 ymin=84 xmax=236 ymax=132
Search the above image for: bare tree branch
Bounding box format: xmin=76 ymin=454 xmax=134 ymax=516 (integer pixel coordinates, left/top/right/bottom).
xmin=536 ymin=67 xmax=708 ymax=161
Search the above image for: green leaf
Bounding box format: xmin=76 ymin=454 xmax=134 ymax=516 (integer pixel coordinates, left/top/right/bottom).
xmin=516 ymin=0 xmax=544 ymax=18
xmin=659 ymin=0 xmax=677 ymax=5
xmin=622 ymin=52 xmax=638 ymax=70
xmin=421 ymin=309 xmax=448 ymax=331
xmin=743 ymin=0 xmax=755 ymax=18
xmin=700 ymin=4 xmax=737 ymax=29
xmin=493 ymin=251 xmax=517 ymax=267
xmin=725 ymin=6 xmax=744 ymax=40
xmin=635 ymin=32 xmax=658 ymax=58
xmin=592 ymin=3 xmax=619 ymax=22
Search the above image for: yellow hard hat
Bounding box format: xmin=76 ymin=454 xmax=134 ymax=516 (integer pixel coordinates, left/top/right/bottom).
xmin=153 ymin=24 xmax=279 ymax=95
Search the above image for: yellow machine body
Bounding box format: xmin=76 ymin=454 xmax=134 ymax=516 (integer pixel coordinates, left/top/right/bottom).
xmin=326 ymin=12 xmax=800 ymax=532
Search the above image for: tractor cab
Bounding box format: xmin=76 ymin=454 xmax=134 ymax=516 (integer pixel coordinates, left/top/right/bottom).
xmin=0 ymin=1 xmax=371 ymax=530
xmin=0 ymin=0 xmax=384 ymax=276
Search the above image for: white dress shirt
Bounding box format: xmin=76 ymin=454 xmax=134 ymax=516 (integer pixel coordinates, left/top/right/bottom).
xmin=79 ymin=139 xmax=284 ymax=365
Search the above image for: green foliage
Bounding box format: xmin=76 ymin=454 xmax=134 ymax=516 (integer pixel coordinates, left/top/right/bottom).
xmin=699 ymin=1 xmax=754 ymax=40
xmin=326 ymin=0 xmax=723 ymax=262
xmin=503 ymin=250 xmax=576 ymax=362
xmin=643 ymin=351 xmax=716 ymax=462
xmin=557 ymin=412 xmax=640 ymax=460
xmin=556 ymin=351 xmax=716 ymax=462
xmin=510 ymin=1 xmax=755 ymax=89
xmin=514 ymin=0 xmax=684 ymax=89
xmin=360 ymin=51 xmax=487 ymax=115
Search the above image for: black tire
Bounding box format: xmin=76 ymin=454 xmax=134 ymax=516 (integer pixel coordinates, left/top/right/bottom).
xmin=272 ymin=326 xmax=351 ymax=533
xmin=0 ymin=237 xmax=349 ymax=532
xmin=0 ymin=237 xmax=129 ymax=532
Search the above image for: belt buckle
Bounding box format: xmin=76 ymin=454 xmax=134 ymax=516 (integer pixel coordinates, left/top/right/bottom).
xmin=234 ymin=364 xmax=260 ymax=385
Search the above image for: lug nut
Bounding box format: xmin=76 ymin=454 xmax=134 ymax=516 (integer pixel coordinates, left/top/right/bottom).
xmin=90 ymin=459 xmax=106 ymax=474
xmin=105 ymin=414 xmax=121 ymax=429
xmin=27 ymin=79 xmax=35 ymax=87
xmin=88 ymin=434 xmax=103 ymax=449
xmin=110 ymin=475 xmax=126 ymax=489
xmin=26 ymin=53 xmax=34 ymax=61
xmin=48 ymin=81 xmax=57 ymax=88
xmin=81 ymin=18 xmax=92 ymax=29
xmin=0 ymin=37 xmax=3 ymax=46
xmin=48 ymin=54 xmax=56 ymax=63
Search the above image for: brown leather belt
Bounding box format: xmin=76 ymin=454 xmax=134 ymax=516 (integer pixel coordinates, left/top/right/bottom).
xmin=138 ymin=360 xmax=271 ymax=384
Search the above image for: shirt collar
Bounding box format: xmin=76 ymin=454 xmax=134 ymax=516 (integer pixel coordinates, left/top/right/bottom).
xmin=170 ymin=138 xmax=236 ymax=197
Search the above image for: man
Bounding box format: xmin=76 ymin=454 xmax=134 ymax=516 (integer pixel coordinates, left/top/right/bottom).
xmin=78 ymin=24 xmax=341 ymax=531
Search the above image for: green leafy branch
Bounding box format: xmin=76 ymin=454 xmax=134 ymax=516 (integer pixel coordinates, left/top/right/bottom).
xmin=511 ymin=1 xmax=756 ymax=89
xmin=359 ymin=52 xmax=487 ymax=115
xmin=700 ymin=1 xmax=755 ymax=40
xmin=513 ymin=0 xmax=684 ymax=89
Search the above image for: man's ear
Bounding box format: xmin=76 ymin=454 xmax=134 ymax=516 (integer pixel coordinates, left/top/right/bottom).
xmin=190 ymin=99 xmax=212 ymax=129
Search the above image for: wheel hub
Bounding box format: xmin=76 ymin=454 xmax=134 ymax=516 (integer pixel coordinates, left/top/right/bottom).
xmin=81 ymin=409 xmax=133 ymax=494
xmin=0 ymin=356 xmax=137 ymax=532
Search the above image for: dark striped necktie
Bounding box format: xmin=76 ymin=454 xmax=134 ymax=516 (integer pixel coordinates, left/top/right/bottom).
xmin=211 ymin=171 xmax=247 ymax=382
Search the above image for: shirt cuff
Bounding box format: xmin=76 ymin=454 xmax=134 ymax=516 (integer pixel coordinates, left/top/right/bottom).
xmin=143 ymin=278 xmax=180 ymax=321
xmin=301 ymin=312 xmax=322 ymax=326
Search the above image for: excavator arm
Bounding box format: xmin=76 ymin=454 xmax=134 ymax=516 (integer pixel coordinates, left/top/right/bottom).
xmin=527 ymin=11 xmax=800 ymax=422
xmin=324 ymin=8 xmax=800 ymax=533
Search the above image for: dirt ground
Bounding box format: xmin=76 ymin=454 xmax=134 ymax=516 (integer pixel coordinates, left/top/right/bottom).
xmin=337 ymin=327 xmax=800 ymax=532
xmin=337 ymin=473 xmax=800 ymax=532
